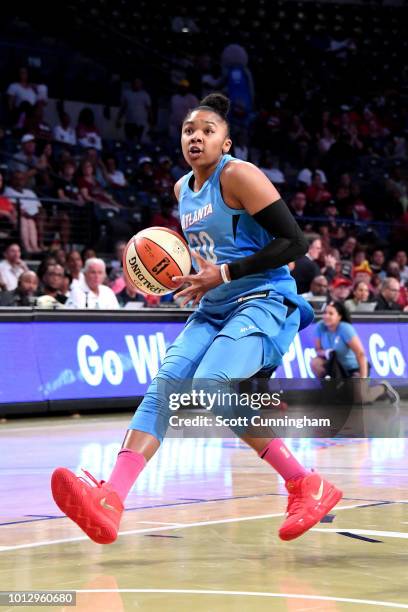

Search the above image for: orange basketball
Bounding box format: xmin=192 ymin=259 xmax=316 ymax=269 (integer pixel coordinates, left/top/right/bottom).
xmin=123 ymin=226 xmax=192 ymax=296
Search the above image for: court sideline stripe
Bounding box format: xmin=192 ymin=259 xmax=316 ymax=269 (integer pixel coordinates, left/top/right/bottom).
xmin=2 ymin=492 xmax=405 ymax=528
xmin=74 ymin=589 xmax=408 ymax=609
xmin=0 ymin=501 xmax=403 ymax=552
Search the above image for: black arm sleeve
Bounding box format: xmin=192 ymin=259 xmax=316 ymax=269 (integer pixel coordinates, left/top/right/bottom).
xmin=228 ymin=198 xmax=308 ymax=281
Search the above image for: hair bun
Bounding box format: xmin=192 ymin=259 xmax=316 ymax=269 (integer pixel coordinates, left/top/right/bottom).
xmin=199 ymin=93 xmax=230 ymax=118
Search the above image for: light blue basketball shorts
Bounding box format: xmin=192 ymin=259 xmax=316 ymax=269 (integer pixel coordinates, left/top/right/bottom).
xmin=129 ymin=291 xmax=301 ymax=441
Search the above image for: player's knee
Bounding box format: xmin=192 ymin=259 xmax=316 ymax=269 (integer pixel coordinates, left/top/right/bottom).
xmin=191 ymin=369 xmax=230 ymax=394
xmin=157 ymin=354 xmax=196 ymax=382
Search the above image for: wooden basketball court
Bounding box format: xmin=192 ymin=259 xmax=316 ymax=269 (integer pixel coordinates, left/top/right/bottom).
xmin=1 ymin=414 xmax=408 ymax=611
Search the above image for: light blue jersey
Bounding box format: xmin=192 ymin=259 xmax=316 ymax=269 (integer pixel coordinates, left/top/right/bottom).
xmin=129 ymin=154 xmax=313 ymax=440
xmin=178 ymin=154 xmax=313 ymax=330
xmin=316 ymin=321 xmax=359 ymax=372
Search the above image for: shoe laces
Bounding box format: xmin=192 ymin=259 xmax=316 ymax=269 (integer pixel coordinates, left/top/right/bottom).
xmin=285 ymin=479 xmax=304 ymax=516
xmin=286 ymin=492 xmax=304 ymax=516
xmin=79 ymin=469 xmax=104 ymax=488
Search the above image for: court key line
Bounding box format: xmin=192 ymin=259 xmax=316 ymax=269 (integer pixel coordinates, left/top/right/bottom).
xmin=311 ymin=528 xmax=408 ymax=539
xmin=1 ymin=501 xmax=407 ymax=552
xmin=73 ymin=589 xmax=408 ymax=609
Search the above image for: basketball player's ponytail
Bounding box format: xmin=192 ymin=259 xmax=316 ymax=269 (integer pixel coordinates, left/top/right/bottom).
xmin=199 ymin=93 xmax=230 ymax=119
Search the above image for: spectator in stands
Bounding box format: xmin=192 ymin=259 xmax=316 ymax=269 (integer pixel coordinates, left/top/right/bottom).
xmin=259 ymin=154 xmax=286 ymax=188
xmin=0 ymin=270 xmax=38 ymax=306
xmin=169 ymin=80 xmax=199 ymax=142
xmin=318 ymin=127 xmax=336 ymax=154
xmin=321 ymin=251 xmax=338 ymax=283
xmin=387 ymin=135 xmax=407 ymax=160
xmin=339 ymin=236 xmax=357 ymax=262
xmin=288 ymin=115 xmax=311 ymax=146
xmin=370 ymin=249 xmax=386 ymax=277
xmin=76 ymin=108 xmax=102 ymax=151
xmin=37 ymin=263 xmax=68 ymax=308
xmin=62 ymin=270 xmax=72 ymax=297
xmin=170 ymin=152 xmax=190 ymax=181
xmin=352 ymin=248 xmax=367 ymax=269
xmin=10 ymin=134 xmax=39 ymax=189
xmin=4 ymin=171 xmax=43 ymax=253
xmin=399 ymin=281 xmax=408 ymax=310
xmin=153 ymin=156 xmax=175 ymax=198
xmin=344 ymin=281 xmax=371 ymax=312
xmin=6 ymin=67 xmax=37 ymax=125
xmin=385 ymin=261 xmax=402 ymax=281
xmin=352 ymin=262 xmax=374 ymax=292
xmin=291 ymin=237 xmax=322 ymax=294
xmin=134 ymin=157 xmax=156 ymax=194
xmin=82 ymin=247 xmax=97 ymax=262
xmin=36 ymin=254 xmax=57 ymax=280
xmin=386 ymin=165 xmax=408 ymax=212
xmin=36 ymin=142 xmax=57 ymax=193
xmin=66 ymin=250 xmax=84 ymax=288
xmin=0 ymin=243 xmax=29 ymax=291
xmin=23 ymin=102 xmax=52 ymax=142
xmin=67 ymin=257 xmax=119 ymax=309
xmin=232 ymin=132 xmax=249 ymax=161
xmin=320 ymin=202 xmax=341 ymax=240
xmin=301 ymin=274 xmax=329 ymax=303
xmin=252 ymin=106 xmax=282 ymax=158
xmin=334 ymin=174 xmax=352 ymax=212
xmin=77 ymin=160 xmax=121 ymax=211
xmin=52 ymin=248 xmax=67 ymax=268
xmin=305 ymin=172 xmax=332 ymax=209
xmin=56 ymin=147 xmax=74 ymax=168
xmin=384 ymin=262 xmax=408 ymax=308
xmin=110 ymin=240 xmax=126 ymax=272
xmin=326 ymin=131 xmax=358 ymax=176
xmin=53 ymin=112 xmax=77 ymax=146
xmin=348 ymin=183 xmax=372 ymax=221
xmin=347 ymin=124 xmax=364 ymax=154
xmin=394 ymin=250 xmax=408 ymax=285
xmin=329 ymin=277 xmax=352 ymax=302
xmin=297 ymin=158 xmax=327 ymax=188
xmin=55 ymin=159 xmax=87 ymax=246
xmin=151 ymin=198 xmax=182 ymax=233
xmin=56 ymin=160 xmax=82 ymax=203
xmin=105 ymin=156 xmax=127 ymax=189
xmin=117 ymin=78 xmax=152 ymax=143
xmin=109 ymin=240 xmax=127 ymax=294
xmin=117 ymin=276 xmax=148 ymax=308
xmin=375 ymin=278 xmax=405 ymax=311
xmin=84 ymin=147 xmax=108 ymax=187
xmin=289 ymin=192 xmax=311 ymax=229
xmin=0 ymin=171 xmax=17 ymax=233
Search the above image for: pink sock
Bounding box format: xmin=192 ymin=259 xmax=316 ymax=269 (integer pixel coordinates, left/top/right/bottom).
xmin=107 ymin=449 xmax=146 ymax=503
xmin=259 ymin=439 xmax=308 ymax=482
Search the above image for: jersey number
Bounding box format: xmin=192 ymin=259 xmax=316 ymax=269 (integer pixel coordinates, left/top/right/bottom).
xmin=189 ymin=231 xmax=217 ymax=263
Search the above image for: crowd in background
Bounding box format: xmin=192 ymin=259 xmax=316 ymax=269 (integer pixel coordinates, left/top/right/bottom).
xmin=0 ymin=1 xmax=408 ymax=312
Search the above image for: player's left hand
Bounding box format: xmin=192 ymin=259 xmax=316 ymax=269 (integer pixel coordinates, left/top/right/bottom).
xmin=172 ymin=251 xmax=223 ymax=306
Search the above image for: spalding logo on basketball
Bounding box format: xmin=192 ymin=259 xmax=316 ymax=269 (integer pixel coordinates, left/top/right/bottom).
xmin=123 ymin=227 xmax=192 ymax=296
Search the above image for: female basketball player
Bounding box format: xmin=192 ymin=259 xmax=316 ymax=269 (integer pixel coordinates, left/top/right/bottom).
xmin=51 ymin=93 xmax=343 ymax=544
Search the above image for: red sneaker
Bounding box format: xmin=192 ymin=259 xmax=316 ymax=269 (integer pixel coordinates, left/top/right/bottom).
xmin=51 ymin=467 xmax=123 ymax=544
xmin=279 ymin=472 xmax=343 ymax=541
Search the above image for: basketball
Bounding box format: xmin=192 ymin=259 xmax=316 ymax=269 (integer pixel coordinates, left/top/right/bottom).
xmin=123 ymin=226 xmax=192 ymax=296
